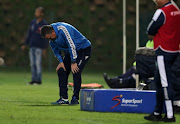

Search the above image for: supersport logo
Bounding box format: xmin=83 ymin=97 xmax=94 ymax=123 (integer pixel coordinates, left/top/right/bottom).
xmin=111 ymin=95 xmax=123 ymax=109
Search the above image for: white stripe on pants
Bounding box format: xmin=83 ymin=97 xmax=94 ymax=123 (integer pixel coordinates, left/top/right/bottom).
xmin=157 ymin=56 xmax=173 ymax=119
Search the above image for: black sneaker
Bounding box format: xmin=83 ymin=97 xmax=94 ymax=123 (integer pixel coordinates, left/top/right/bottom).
xmin=103 ymin=73 xmax=113 ymax=88
xmin=33 ymin=82 xmax=42 ymax=85
xmin=144 ymin=113 xmax=162 ymax=121
xmin=70 ymin=96 xmax=79 ymax=105
xmin=161 ymin=115 xmax=176 ymax=123
xmin=28 ymin=81 xmax=35 ymax=85
xmin=51 ymin=97 xmax=69 ymax=105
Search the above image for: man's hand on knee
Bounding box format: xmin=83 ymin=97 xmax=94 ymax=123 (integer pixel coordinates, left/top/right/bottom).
xmin=56 ymin=62 xmax=66 ymax=72
xmin=71 ymin=63 xmax=79 ymax=74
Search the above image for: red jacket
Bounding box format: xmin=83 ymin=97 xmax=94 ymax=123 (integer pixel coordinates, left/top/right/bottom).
xmin=154 ymin=4 xmax=180 ymax=52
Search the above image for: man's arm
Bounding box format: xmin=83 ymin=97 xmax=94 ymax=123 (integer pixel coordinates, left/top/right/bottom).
xmin=58 ymin=26 xmax=79 ymax=74
xmin=50 ymin=42 xmax=67 ymax=71
xmin=21 ymin=23 xmax=32 ymax=50
xmin=25 ymin=22 xmax=33 ymax=45
xmin=147 ymin=9 xmax=165 ymax=37
xmin=58 ymin=26 xmax=77 ymax=63
xmin=148 ymin=35 xmax=154 ymax=40
xmin=50 ymin=42 xmax=63 ymax=63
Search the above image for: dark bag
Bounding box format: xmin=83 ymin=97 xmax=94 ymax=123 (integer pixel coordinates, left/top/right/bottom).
xmin=135 ymin=55 xmax=156 ymax=78
xmin=135 ymin=47 xmax=156 ymax=79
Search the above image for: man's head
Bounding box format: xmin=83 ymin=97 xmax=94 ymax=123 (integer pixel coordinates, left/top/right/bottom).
xmin=35 ymin=7 xmax=45 ymax=18
xmin=40 ymin=25 xmax=56 ymax=41
xmin=153 ymin=0 xmax=171 ymax=8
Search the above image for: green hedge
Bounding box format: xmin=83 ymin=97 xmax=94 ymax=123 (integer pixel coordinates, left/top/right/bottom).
xmin=0 ymin=0 xmax=179 ymax=72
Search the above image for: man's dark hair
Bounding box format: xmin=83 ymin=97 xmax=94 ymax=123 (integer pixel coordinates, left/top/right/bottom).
xmin=40 ymin=25 xmax=54 ymax=38
xmin=36 ymin=6 xmax=45 ymax=14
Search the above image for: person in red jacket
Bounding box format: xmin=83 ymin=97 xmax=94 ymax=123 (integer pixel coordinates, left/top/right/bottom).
xmin=144 ymin=0 xmax=180 ymax=122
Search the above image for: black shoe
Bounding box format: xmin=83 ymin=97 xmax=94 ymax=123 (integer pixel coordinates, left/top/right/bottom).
xmin=103 ymin=73 xmax=110 ymax=82
xmin=27 ymin=81 xmax=35 ymax=85
xmin=161 ymin=115 xmax=176 ymax=123
xmin=144 ymin=113 xmax=162 ymax=121
xmin=103 ymin=73 xmax=113 ymax=88
xmin=51 ymin=97 xmax=69 ymax=105
xmin=33 ymin=82 xmax=42 ymax=85
xmin=70 ymin=96 xmax=79 ymax=105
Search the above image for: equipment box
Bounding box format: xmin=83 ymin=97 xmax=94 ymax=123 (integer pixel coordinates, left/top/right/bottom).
xmin=80 ymin=89 xmax=156 ymax=113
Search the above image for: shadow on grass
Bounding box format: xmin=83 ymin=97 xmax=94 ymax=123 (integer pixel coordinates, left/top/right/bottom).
xmin=143 ymin=122 xmax=162 ymax=124
xmin=22 ymin=104 xmax=77 ymax=107
xmin=5 ymin=100 xmax=49 ymax=104
xmin=76 ymin=109 xmax=146 ymax=114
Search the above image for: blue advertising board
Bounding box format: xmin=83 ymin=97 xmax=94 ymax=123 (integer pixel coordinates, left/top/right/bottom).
xmin=80 ymin=89 xmax=157 ymax=113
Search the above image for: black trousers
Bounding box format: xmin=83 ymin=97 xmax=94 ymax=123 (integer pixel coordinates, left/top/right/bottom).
xmin=57 ymin=46 xmax=91 ymax=100
xmin=109 ymin=67 xmax=136 ymax=88
xmin=171 ymin=54 xmax=180 ymax=101
xmin=154 ymin=48 xmax=178 ymax=118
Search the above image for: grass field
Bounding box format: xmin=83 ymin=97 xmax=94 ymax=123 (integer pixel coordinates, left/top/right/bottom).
xmin=0 ymin=68 xmax=180 ymax=124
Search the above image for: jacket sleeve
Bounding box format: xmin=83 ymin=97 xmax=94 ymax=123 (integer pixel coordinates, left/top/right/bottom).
xmin=24 ymin=22 xmax=32 ymax=45
xmin=59 ymin=26 xmax=77 ymax=62
xmin=50 ymin=42 xmax=63 ymax=63
xmin=147 ymin=9 xmax=165 ymax=35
